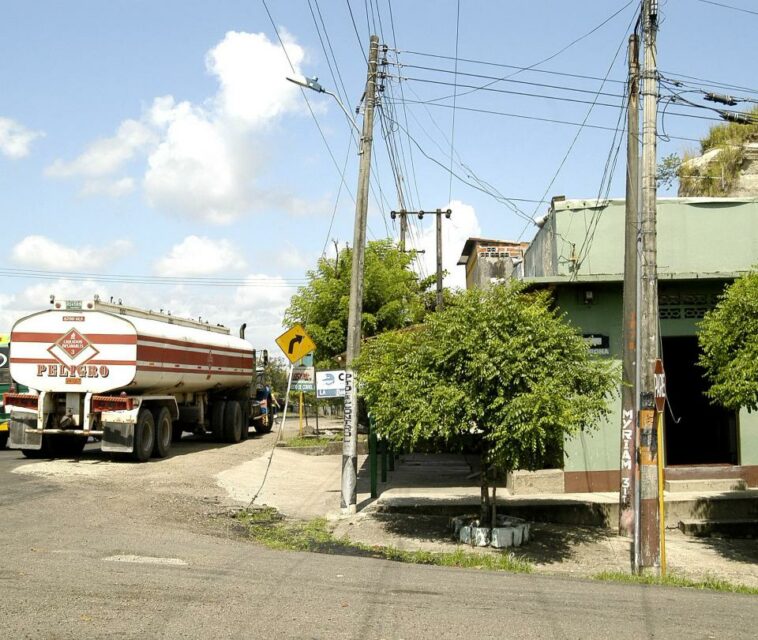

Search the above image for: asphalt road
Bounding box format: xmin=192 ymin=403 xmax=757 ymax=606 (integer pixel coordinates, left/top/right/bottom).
xmin=0 ymin=439 xmax=755 ymax=639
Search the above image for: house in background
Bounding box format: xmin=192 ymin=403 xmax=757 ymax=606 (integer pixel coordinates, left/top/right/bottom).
xmin=459 ymin=197 xmax=758 ymax=493
xmin=456 ymin=238 xmax=529 ymax=290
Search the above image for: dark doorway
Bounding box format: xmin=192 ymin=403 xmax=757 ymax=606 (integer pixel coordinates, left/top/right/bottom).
xmin=662 ymin=336 xmax=738 ymax=466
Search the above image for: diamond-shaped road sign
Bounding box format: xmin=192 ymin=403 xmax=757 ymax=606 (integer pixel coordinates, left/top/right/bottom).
xmin=275 ymin=324 xmax=316 ymax=364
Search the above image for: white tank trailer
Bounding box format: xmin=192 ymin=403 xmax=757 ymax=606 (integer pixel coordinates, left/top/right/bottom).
xmin=3 ymin=299 xmax=273 ymax=461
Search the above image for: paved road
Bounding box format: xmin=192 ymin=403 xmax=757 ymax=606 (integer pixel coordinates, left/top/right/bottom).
xmin=0 ymin=440 xmax=755 ymax=639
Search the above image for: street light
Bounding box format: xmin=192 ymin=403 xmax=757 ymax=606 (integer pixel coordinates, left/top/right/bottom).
xmin=286 ymin=75 xmax=361 ymax=133
xmin=287 ymin=35 xmax=379 ymax=515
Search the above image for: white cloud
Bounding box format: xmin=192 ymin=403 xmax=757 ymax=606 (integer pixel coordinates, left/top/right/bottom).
xmin=0 ymin=117 xmax=44 ymax=158
xmin=206 ymin=30 xmax=305 ymax=127
xmin=154 ymin=235 xmax=246 ymax=276
xmin=46 ymin=119 xmax=156 ymax=179
xmin=408 ymin=200 xmax=481 ymax=290
xmin=80 ymin=177 xmax=136 ymax=197
xmin=46 ymin=31 xmax=306 ymax=220
xmin=11 ymin=235 xmax=133 ymax=271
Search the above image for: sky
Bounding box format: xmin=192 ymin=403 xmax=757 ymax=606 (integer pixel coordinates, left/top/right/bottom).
xmin=1 ymin=0 xmax=756 ymax=354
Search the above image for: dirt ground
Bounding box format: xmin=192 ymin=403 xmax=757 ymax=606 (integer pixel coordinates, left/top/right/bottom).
xmin=332 ymin=511 xmax=758 ymax=587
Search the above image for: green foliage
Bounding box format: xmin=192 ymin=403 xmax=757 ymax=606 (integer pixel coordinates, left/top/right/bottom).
xmin=356 ymin=283 xmax=619 ymax=476
xmin=679 ymin=145 xmax=745 ymax=197
xmin=593 ymin=571 xmax=758 ymax=595
xmin=678 ymin=106 xmax=758 ymax=197
xmin=657 ymin=153 xmax=682 ymax=190
xmin=700 ymin=106 xmax=758 ymax=152
xmin=263 ymin=359 xmax=289 ymax=398
xmin=284 ymin=239 xmax=428 ymax=366
xmin=236 ymin=508 xmax=532 ymax=573
xmin=698 ymin=272 xmax=758 ymax=412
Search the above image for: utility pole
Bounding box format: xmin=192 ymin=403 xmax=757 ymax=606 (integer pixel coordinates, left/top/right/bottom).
xmin=619 ymin=33 xmax=639 ymax=543
xmin=638 ymin=0 xmax=660 ymax=571
xmin=390 ymin=210 xmax=410 ymax=252
xmin=341 ymin=35 xmax=379 ymax=515
xmin=392 ymin=209 xmax=451 ymax=310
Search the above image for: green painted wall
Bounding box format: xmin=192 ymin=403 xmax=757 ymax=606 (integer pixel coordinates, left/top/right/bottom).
xmin=524 ymin=198 xmax=758 ymax=279
xmin=553 ymin=278 xmax=758 ymax=472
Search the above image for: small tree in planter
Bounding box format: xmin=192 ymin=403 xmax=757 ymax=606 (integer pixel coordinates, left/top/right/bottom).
xmin=356 ymin=283 xmax=618 ymax=526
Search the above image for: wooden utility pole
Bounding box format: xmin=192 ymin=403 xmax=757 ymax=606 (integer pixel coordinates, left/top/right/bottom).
xmin=342 ymin=34 xmax=379 ymax=514
xmin=619 ymin=33 xmax=639 ymax=542
xmin=435 ymin=212 xmax=444 ymax=310
xmin=639 ymin=0 xmax=660 ymax=571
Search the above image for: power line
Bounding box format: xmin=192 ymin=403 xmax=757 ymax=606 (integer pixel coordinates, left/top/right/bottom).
xmin=0 ymin=268 xmax=308 ymax=287
xmin=401 ymin=0 xmax=637 ymax=104
xmin=448 ymin=0 xmax=461 ymax=204
xmin=693 ymin=0 xmax=758 ymax=17
xmin=527 ymin=2 xmax=638 ymax=237
xmin=394 ymin=63 xmax=627 ymax=100
xmin=383 ymin=98 xmax=699 ymax=143
xmin=397 ymin=50 xmax=627 ymax=86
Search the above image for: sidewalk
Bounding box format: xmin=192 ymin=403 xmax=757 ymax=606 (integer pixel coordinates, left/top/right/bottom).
xmin=215 ymin=439 xmax=758 ymax=587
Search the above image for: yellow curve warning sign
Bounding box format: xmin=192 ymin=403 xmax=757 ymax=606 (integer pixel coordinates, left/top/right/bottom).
xmin=275 ymin=324 xmax=316 ymax=364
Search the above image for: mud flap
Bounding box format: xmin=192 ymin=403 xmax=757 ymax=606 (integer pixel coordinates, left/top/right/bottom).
xmin=9 ymin=412 xmax=41 ymax=450
xmin=101 ymin=422 xmax=134 ymax=453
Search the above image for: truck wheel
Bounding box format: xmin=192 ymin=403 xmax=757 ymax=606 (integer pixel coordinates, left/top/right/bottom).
xmin=152 ymin=407 xmax=172 ymax=458
xmin=223 ymin=400 xmax=243 ymax=443
xmin=254 ymin=411 xmax=273 ymax=434
xmin=130 ymin=409 xmax=155 ymax=462
xmin=210 ymin=402 xmax=225 ymax=441
xmin=239 ymin=402 xmax=250 ymax=441
xmin=0 ymin=431 xmax=8 ymax=449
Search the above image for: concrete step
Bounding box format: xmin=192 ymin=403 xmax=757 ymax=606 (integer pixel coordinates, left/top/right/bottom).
xmin=665 ymin=478 xmax=747 ymax=493
xmin=678 ymin=518 xmax=758 ymax=539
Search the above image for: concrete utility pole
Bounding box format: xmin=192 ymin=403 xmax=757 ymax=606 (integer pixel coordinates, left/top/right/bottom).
xmin=393 ymin=209 xmax=452 ymax=310
xmin=638 ymin=0 xmax=660 ymax=571
xmin=342 ymin=34 xmax=379 ymax=514
xmin=390 ymin=210 xmax=410 ymax=252
xmin=619 ymin=33 xmax=639 ymax=542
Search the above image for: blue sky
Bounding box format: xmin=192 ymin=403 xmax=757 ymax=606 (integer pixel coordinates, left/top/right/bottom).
xmin=1 ymin=0 xmax=755 ymax=352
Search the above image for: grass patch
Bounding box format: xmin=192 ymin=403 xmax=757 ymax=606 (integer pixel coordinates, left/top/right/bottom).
xmin=280 ymin=436 xmax=337 ymax=448
xmin=236 ymin=507 xmax=532 ymax=573
xmin=594 ymin=570 xmax=758 ymax=596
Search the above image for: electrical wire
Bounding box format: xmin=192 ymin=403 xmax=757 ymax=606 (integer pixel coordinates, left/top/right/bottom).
xmin=448 ymin=0 xmax=461 ymax=203
xmin=693 ymin=0 xmax=758 ymax=17
xmin=405 ymin=0 xmax=637 ymax=104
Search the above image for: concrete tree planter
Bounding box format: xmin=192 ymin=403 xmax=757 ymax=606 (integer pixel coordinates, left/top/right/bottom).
xmin=451 ymin=515 xmax=530 ymax=548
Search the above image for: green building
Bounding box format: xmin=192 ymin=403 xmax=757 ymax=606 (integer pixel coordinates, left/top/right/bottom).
xmin=461 ymin=197 xmax=758 ymax=492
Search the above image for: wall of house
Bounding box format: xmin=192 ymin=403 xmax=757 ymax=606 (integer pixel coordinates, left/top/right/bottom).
xmin=553 ymin=279 xmax=758 ymax=490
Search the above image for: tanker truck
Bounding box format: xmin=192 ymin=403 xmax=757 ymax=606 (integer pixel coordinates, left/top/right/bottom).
xmin=2 ymin=298 xmax=272 ymax=461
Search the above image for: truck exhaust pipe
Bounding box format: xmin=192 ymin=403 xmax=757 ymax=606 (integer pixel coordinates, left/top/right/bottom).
xmin=239 ymin=323 xmax=247 ymax=339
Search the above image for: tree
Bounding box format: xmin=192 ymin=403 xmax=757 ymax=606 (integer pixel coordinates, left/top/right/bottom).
xmin=698 ymin=271 xmax=758 ymax=412
xmin=356 ymin=283 xmax=618 ymax=525
xmin=284 ymin=239 xmax=428 ymax=366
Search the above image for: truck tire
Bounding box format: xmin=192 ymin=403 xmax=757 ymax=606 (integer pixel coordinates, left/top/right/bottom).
xmin=254 ymin=410 xmax=273 ymax=434
xmin=152 ymin=407 xmax=172 ymax=458
xmin=240 ymin=402 xmax=250 ymax=441
xmin=21 ymin=435 xmax=55 ymax=459
xmin=0 ymin=431 xmax=8 ymax=449
xmin=210 ymin=402 xmax=225 ymax=441
xmin=223 ymin=400 xmax=243 ymax=443
xmin=130 ymin=409 xmax=155 ymax=462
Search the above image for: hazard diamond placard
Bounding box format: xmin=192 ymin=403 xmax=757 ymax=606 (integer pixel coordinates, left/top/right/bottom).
xmin=275 ymin=324 xmax=316 ymax=364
